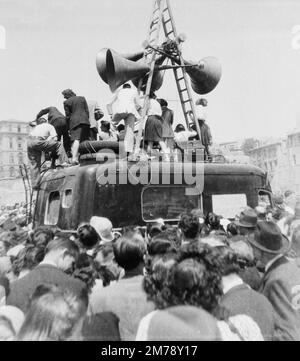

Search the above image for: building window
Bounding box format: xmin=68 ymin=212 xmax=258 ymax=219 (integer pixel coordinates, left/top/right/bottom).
xmin=294 ymin=155 xmax=297 ymax=166
xmin=17 ymin=125 xmax=21 ymax=133
xmin=9 ymin=139 xmax=13 ymax=149
xmin=62 ymin=189 xmax=73 ymax=208
xmin=9 ymin=154 xmax=14 ymax=164
xmin=18 ymin=153 xmax=23 ymax=164
xmin=8 ymin=124 xmax=12 ymax=132
xmin=9 ymin=167 xmax=14 ymax=178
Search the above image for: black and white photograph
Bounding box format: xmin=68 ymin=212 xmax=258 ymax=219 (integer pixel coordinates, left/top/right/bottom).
xmin=0 ymin=0 xmax=300 ymax=343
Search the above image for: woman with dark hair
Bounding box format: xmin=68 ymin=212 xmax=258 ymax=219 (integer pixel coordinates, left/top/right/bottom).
xmin=72 ymin=253 xmax=99 ymax=293
xmin=62 ymin=88 xmax=90 ymax=165
xmin=77 ymin=224 xmax=100 ymax=251
xmin=137 ymin=243 xmax=224 ymax=340
xmin=205 ymin=212 xmax=225 ymax=234
xmin=226 ymin=222 xmax=238 ymax=238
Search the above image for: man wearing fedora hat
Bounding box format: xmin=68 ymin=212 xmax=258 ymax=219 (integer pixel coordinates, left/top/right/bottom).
xmin=248 ymin=220 xmax=300 ymax=341
xmin=235 ymin=207 xmax=258 ymax=237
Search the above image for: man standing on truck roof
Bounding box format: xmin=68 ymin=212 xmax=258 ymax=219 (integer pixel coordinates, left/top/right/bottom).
xmin=62 ymin=89 xmax=91 ymax=165
xmin=35 ymin=106 xmax=72 ymax=158
xmin=27 ymin=117 xmax=69 ymax=190
xmin=86 ymin=100 xmax=104 ymax=141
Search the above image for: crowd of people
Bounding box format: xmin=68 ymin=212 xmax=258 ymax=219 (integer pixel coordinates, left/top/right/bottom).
xmin=27 ymin=84 xmax=212 ymax=187
xmin=0 ymin=189 xmax=299 ymax=341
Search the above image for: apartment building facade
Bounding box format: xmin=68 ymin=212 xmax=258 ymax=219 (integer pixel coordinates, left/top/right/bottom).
xmin=0 ymin=120 xmax=29 ymax=179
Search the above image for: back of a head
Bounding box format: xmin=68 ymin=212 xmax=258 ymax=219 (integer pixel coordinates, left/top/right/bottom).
xmin=17 ymin=286 xmax=87 ymax=341
xmin=178 ymin=213 xmax=200 ymax=240
xmin=143 ymin=252 xmax=178 ymax=308
xmin=148 ymin=234 xmax=177 ymax=256
xmin=77 ymin=224 xmax=99 ymax=250
xmin=175 ymin=124 xmax=185 ymax=133
xmin=12 ymin=245 xmax=45 ymax=276
xmin=161 ymin=242 xmax=223 ymax=312
xmin=205 ymin=212 xmax=222 ymax=230
xmin=113 ymin=235 xmax=146 ymax=271
xmin=168 ymin=255 xmax=222 ymax=312
xmin=33 ymin=226 xmax=54 ymax=248
xmin=45 ymin=237 xmax=79 ymax=260
xmin=212 ymin=245 xmax=241 ymax=276
xmin=157 ymin=98 xmax=168 ymax=107
xmin=62 ymin=88 xmax=76 ymax=98
xmin=227 ymin=222 xmax=238 ymax=237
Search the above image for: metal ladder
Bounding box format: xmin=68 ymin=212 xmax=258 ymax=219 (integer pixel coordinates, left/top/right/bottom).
xmin=19 ymin=164 xmax=33 ymax=225
xmin=134 ymin=0 xmax=202 ymax=155
xmin=134 ymin=0 xmax=164 ymax=155
xmin=161 ymin=0 xmax=201 ymax=139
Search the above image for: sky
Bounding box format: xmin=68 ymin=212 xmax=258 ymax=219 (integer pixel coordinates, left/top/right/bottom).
xmin=0 ymin=0 xmax=300 ymax=143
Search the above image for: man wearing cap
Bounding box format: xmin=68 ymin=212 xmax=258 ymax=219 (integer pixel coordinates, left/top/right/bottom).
xmin=90 ymin=217 xmax=116 ymax=246
xmin=248 ymin=220 xmax=300 ymax=341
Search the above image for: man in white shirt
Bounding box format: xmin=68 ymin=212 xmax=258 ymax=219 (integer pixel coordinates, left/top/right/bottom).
xmin=108 ymin=83 xmax=142 ymax=156
xmin=27 ymin=118 xmax=68 ymax=189
xmin=87 ymin=100 xmax=104 ymax=140
xmin=195 ymin=98 xmax=208 ymax=122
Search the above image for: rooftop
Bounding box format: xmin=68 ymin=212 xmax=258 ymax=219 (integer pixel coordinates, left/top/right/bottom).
xmin=0 ymin=119 xmax=28 ymax=125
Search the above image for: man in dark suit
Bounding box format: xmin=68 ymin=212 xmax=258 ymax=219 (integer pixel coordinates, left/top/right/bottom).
xmin=62 ymin=89 xmax=90 ymax=164
xmin=215 ymin=245 xmax=274 ymax=340
xmin=36 ymin=106 xmax=71 ymax=157
xmin=248 ymin=220 xmax=300 ymax=341
xmin=7 ymin=237 xmax=86 ymax=313
xmin=157 ymin=98 xmax=174 ymax=150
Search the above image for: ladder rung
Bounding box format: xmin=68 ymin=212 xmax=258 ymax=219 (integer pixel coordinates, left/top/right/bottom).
xmin=177 ymin=76 xmax=184 ymax=81
xmin=164 ymin=18 xmax=172 ymax=24
xmin=166 ymin=31 xmax=174 ymax=36
xmin=183 ymin=99 xmax=191 ymax=104
xmin=179 ymin=88 xmax=188 ymax=93
xmin=149 ymin=27 xmax=158 ymax=34
xmin=163 ymin=7 xmax=169 ymax=13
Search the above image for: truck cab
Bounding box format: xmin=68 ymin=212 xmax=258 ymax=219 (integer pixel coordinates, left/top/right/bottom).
xmin=33 ymin=148 xmax=273 ymax=231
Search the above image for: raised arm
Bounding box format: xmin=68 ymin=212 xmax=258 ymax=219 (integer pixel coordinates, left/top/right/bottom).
xmin=36 ymin=107 xmax=50 ymax=120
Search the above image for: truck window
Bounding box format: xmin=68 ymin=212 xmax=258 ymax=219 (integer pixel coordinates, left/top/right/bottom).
xmin=142 ymin=186 xmax=199 ymax=221
xmin=62 ymin=189 xmax=73 ymax=208
xmin=45 ymin=191 xmax=60 ymax=225
xmin=258 ymin=190 xmax=271 ymax=206
xmin=212 ymin=193 xmax=247 ymax=219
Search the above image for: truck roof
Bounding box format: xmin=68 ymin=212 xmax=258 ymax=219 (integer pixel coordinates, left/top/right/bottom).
xmin=39 ymin=160 xmax=267 ymax=184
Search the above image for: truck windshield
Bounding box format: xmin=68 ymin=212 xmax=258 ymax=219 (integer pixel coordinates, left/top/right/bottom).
xmin=211 ymin=193 xmax=247 ymax=219
xmin=142 ymin=186 xmax=199 ymax=221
